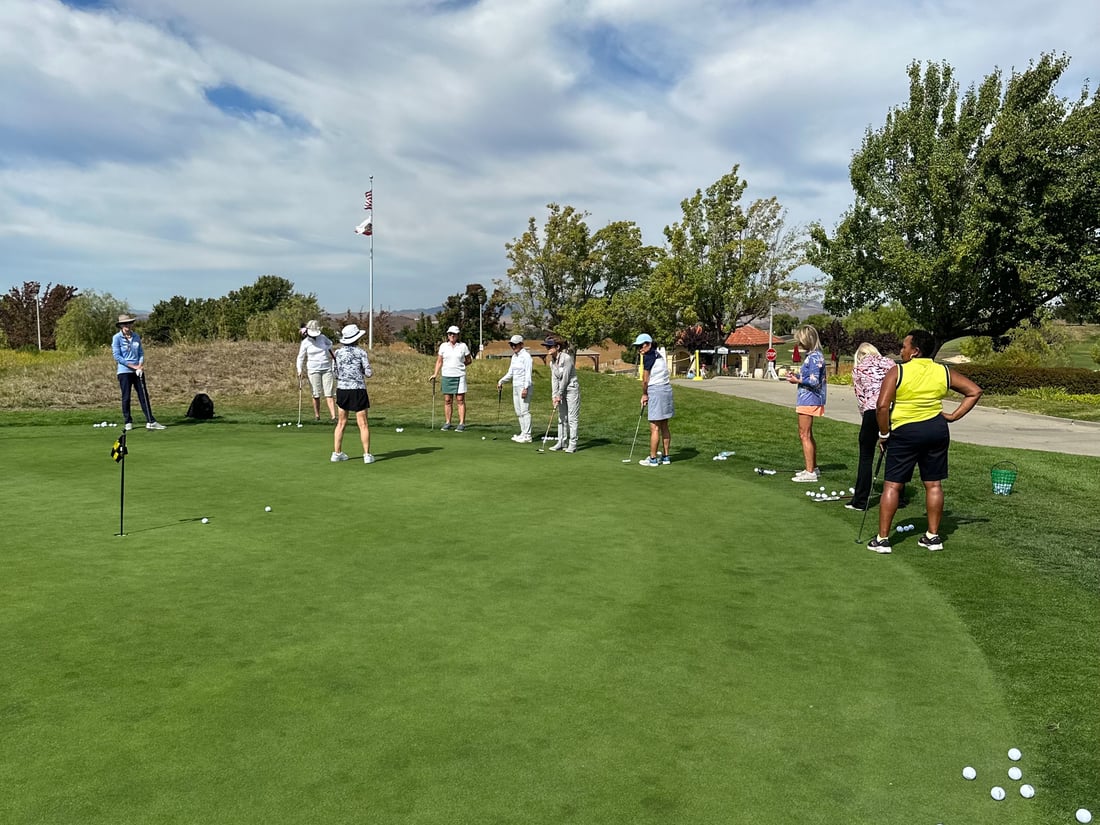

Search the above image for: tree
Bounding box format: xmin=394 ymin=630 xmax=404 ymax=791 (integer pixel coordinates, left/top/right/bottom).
xmin=405 ymin=286 xmax=509 ymax=357
xmin=248 ymin=294 xmax=324 ymax=342
xmin=659 ymin=168 xmax=806 ymax=348
xmin=0 ymin=281 xmax=78 ymax=349
xmin=55 ymin=291 xmax=131 ymax=352
xmin=841 ymin=302 xmax=915 ymax=340
xmin=810 ymin=53 xmax=1100 ymax=354
xmin=772 ymin=312 xmax=799 ymax=336
xmin=501 ymin=205 xmax=656 ymax=331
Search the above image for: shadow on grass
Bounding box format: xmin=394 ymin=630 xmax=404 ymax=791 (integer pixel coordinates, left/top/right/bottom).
xmin=373 ymin=446 xmax=443 ymax=462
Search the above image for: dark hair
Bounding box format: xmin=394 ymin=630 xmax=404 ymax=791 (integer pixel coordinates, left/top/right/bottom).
xmin=907 ymin=329 xmax=936 ymax=358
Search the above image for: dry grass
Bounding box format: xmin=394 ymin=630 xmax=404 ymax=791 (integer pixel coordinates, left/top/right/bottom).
xmin=0 ymin=341 xmax=447 ymax=412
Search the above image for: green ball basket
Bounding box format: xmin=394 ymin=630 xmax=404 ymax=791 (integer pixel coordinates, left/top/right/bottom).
xmin=991 ymin=461 xmax=1018 ymax=496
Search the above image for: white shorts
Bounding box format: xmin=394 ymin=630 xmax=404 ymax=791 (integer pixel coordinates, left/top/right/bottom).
xmin=308 ymin=370 xmax=335 ymax=398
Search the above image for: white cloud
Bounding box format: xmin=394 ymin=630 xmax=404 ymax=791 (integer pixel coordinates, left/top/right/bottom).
xmin=0 ymin=0 xmax=1096 ymax=313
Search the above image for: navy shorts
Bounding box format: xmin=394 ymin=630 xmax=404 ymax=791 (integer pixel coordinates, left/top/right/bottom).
xmin=885 ymin=415 xmax=949 ymax=484
xmin=336 ymin=388 xmax=370 ymax=413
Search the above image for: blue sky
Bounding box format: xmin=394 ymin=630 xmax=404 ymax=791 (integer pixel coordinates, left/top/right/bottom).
xmin=1 ymin=0 xmax=1096 ymax=313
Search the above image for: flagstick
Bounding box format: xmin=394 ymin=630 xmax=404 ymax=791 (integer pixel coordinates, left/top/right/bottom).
xmin=117 ymin=431 xmax=127 ymax=537
xmin=368 ymin=174 xmax=374 ymax=350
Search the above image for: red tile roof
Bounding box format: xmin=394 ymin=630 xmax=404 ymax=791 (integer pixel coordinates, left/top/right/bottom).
xmin=724 ymin=325 xmax=773 ymax=346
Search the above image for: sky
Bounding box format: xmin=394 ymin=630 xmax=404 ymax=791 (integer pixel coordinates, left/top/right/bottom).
xmin=1 ymin=0 xmax=1096 ymax=315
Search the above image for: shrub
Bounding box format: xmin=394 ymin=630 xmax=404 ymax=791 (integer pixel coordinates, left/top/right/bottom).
xmin=951 ymin=364 xmax=1100 ymax=395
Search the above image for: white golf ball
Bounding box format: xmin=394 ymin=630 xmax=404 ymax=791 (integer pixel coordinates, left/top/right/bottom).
xmin=110 ymin=422 xmax=117 ymax=427
xmin=264 ymin=506 xmax=272 ymax=512
xmin=991 ymin=786 xmax=1006 ymax=801
xmin=1020 ymin=784 xmax=1035 ymax=798
xmin=1008 ymin=747 xmax=1022 ymax=761
xmin=962 ymin=766 xmax=976 ymax=780
xmin=819 ymin=486 xmax=826 ymax=491
xmin=396 ymin=427 xmax=404 ymax=433
xmin=201 ymin=518 xmax=208 ymax=524
xmin=482 ymin=436 xmax=486 ymax=440
xmin=849 ymin=487 xmax=855 ymax=493
xmin=831 ymin=490 xmax=837 ymax=496
xmin=1076 ymin=809 xmax=1093 ymax=824
xmin=896 ymin=526 xmax=905 ymax=534
xmin=1008 ymin=766 xmax=1022 ymax=781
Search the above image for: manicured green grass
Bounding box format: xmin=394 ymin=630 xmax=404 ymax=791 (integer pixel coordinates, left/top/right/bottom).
xmin=1 ymin=372 xmax=1097 ymax=824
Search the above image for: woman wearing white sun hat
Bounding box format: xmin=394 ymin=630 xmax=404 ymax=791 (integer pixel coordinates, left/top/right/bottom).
xmin=430 ymin=325 xmax=472 ymax=431
xmin=295 ymin=319 xmax=337 ymax=422
xmin=331 ymin=324 xmax=374 ymax=463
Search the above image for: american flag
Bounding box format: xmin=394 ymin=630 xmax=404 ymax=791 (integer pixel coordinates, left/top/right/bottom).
xmin=364 ymin=190 xmax=373 ymax=211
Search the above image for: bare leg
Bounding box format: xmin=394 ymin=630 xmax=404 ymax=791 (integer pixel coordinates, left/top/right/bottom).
xmin=924 ymin=481 xmax=944 ymax=534
xmin=877 ymin=480 xmax=903 ymax=538
xmin=334 ymin=408 xmax=349 ymax=452
xmin=648 ymin=421 xmax=659 ymax=458
xmin=456 ymin=393 xmax=466 ymax=425
xmin=797 ymin=414 xmax=817 ymax=472
xmin=356 ymin=410 xmax=370 ymax=455
xmin=658 ymin=421 xmax=671 ymax=456
xmin=444 ymin=394 xmax=454 ymax=425
xmin=325 ymin=395 xmax=337 ymax=419
xmin=312 ymin=396 xmax=321 ymax=419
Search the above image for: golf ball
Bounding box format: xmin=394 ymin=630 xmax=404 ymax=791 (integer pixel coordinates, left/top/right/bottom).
xmin=1008 ymin=766 xmax=1022 ymax=781
xmin=991 ymin=786 xmax=1006 ymax=801
xmin=819 ymin=486 xmax=826 ymax=491
xmin=396 ymin=427 xmax=404 ymax=433
xmin=264 ymin=506 xmax=272 ymax=512
xmin=896 ymin=526 xmax=905 ymax=534
xmin=849 ymin=487 xmax=855 ymax=493
xmin=1020 ymin=784 xmax=1035 ymax=798
xmin=201 ymin=518 xmax=208 ymax=524
xmin=1008 ymin=747 xmax=1022 ymax=761
xmin=1077 ymin=809 xmax=1093 ymax=824
xmin=482 ymin=436 xmax=486 ymax=440
xmin=962 ymin=766 xmax=977 ymax=780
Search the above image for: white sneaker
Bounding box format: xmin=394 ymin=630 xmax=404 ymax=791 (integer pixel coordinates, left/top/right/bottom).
xmin=331 ymin=451 xmax=349 ymax=462
xmin=515 ymin=434 xmax=532 ymax=443
xmin=510 ymin=434 xmax=522 ymax=442
xmin=146 ymin=422 xmax=166 ymax=430
xmin=548 ymin=443 xmax=563 ymax=451
xmin=124 ymin=422 xmax=133 ymax=431
xmin=791 ymin=470 xmax=819 ymax=482
xmin=564 ymin=446 xmax=576 ymax=453
xmin=363 ymin=454 xmax=375 ymax=464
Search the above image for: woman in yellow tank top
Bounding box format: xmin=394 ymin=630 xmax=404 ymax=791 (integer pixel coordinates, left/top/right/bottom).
xmin=866 ymin=330 xmax=982 ymax=554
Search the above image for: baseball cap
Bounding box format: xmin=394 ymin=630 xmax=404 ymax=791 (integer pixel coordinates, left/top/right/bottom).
xmin=632 ymin=333 xmax=653 ymax=346
xmin=446 ymin=325 xmax=460 ymax=334
xmin=509 ymin=334 xmax=524 ymax=345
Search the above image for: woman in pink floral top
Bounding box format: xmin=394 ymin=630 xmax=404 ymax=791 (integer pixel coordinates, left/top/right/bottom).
xmin=850 ymin=342 xmax=897 ymax=509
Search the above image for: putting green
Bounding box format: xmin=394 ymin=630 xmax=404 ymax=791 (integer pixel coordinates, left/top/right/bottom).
xmin=0 ymin=423 xmax=1036 ymax=824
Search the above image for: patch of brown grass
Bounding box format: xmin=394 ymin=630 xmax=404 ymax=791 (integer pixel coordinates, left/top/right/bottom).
xmin=0 ymin=341 xmax=443 ymax=411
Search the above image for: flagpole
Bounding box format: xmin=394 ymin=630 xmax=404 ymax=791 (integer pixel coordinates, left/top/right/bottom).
xmin=368 ymin=175 xmax=374 ymax=350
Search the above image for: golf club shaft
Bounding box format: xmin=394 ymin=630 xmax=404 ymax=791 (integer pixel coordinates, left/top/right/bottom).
xmin=430 ymin=377 xmax=437 ymax=430
xmin=626 ymin=404 xmax=645 ymax=461
xmin=536 ymin=407 xmax=556 ymax=450
xmin=856 ymin=446 xmax=886 ymax=543
xmin=297 ymin=375 xmax=303 ymax=426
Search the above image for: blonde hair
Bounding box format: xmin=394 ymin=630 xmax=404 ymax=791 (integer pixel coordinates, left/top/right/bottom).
xmin=794 ymin=325 xmax=821 ymax=352
xmin=853 ymin=342 xmax=881 ymax=367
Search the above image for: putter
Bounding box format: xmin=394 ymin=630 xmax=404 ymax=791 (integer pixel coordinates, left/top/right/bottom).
xmin=497 ymin=384 xmax=503 ymax=426
xmin=535 ymin=408 xmax=557 ymax=452
xmin=297 ymin=375 xmax=303 ymax=427
xmin=430 ymin=377 xmax=437 ymax=430
xmin=855 ymin=446 xmax=886 ymax=544
xmin=622 ymin=404 xmax=645 ymax=463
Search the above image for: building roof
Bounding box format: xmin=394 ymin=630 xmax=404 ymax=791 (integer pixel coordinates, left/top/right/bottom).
xmin=724 ymin=325 xmax=773 ymax=346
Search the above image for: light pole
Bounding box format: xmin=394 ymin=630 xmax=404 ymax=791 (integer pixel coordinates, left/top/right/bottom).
xmin=35 ymin=292 xmax=42 ymax=351
xmin=466 ymin=283 xmax=484 ymax=357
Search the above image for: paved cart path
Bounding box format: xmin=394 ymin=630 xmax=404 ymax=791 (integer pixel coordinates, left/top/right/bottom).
xmin=673 ymin=377 xmax=1100 ymax=457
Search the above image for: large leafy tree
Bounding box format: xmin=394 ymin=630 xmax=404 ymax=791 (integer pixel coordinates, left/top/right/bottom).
xmin=405 ymin=285 xmax=509 ymax=356
xmin=501 ymin=205 xmax=656 ymax=332
xmin=810 ymin=53 xmax=1100 ymax=352
xmin=0 ymin=281 xmax=78 ymax=349
xmin=658 ymin=167 xmax=806 ymax=348
xmin=55 ymin=291 xmax=132 ymax=352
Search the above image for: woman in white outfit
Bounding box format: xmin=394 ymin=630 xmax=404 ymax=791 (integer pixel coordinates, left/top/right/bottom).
xmin=296 ymin=320 xmax=336 ymax=422
xmin=545 ymin=337 xmax=580 ymax=452
xmin=497 ymin=334 xmax=533 ymax=442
